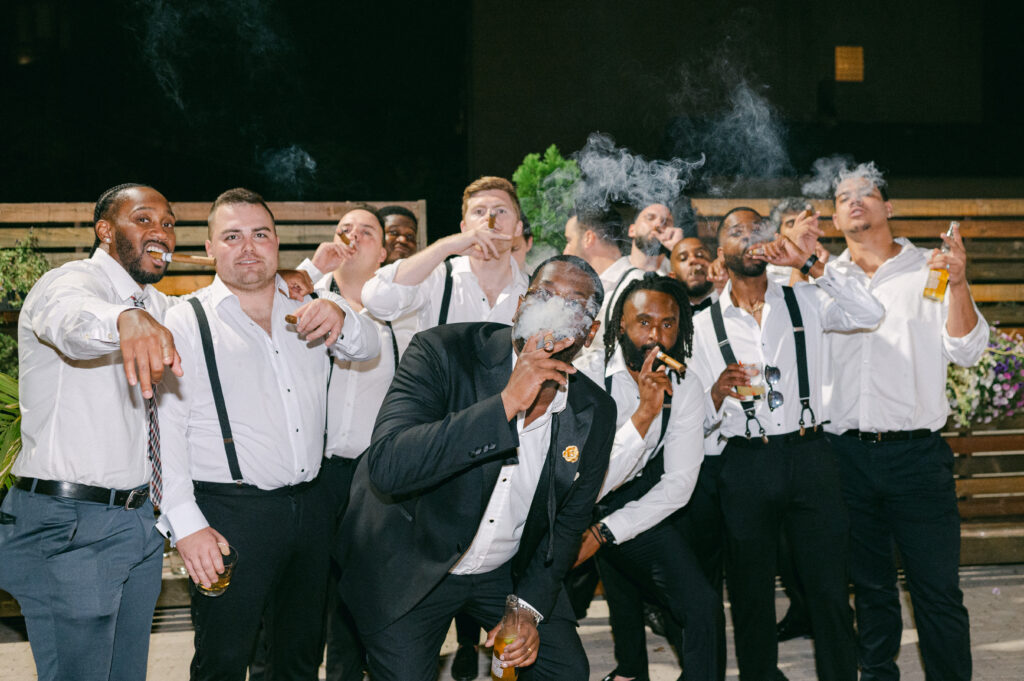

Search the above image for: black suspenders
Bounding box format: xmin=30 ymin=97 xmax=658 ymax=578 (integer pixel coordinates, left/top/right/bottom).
xmin=188 ymin=298 xmax=245 ymax=483
xmin=438 ymin=258 xmax=454 ymax=326
xmin=781 ymin=286 xmax=817 ymax=434
xmin=710 ymin=286 xmax=817 ymax=442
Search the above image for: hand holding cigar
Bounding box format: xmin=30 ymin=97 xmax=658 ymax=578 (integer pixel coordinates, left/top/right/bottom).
xmin=148 ymin=249 xmax=216 ymax=266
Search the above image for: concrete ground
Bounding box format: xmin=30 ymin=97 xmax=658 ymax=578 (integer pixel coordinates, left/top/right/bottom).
xmin=2 ymin=564 xmax=1022 ymax=680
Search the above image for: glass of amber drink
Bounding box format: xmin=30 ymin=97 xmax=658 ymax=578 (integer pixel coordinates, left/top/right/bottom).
xmin=196 ymin=543 xmax=238 ymax=598
xmin=735 ymin=362 xmax=766 ymax=398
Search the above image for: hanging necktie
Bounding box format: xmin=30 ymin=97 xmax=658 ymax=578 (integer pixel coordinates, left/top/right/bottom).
xmin=131 ymin=294 xmax=162 ymax=508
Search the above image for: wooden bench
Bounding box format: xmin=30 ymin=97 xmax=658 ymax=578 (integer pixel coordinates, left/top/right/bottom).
xmin=0 ymin=200 xmax=428 ymax=297
xmin=948 ymin=431 xmax=1024 ymax=565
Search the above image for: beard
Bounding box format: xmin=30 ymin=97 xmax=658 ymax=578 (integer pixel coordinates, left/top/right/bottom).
xmin=681 ymin=278 xmax=713 ymax=299
xmin=619 ymin=333 xmax=660 ymax=373
xmin=113 ymin=230 xmax=163 ymax=284
xmin=633 ymin=233 xmax=663 ymax=257
xmin=724 ymin=252 xmax=767 ymax=277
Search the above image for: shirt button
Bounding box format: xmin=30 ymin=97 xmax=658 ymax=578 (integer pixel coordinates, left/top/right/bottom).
xmin=502 ymin=478 xmax=508 ymax=482
xmin=295 ymin=428 xmax=299 ymax=432
xmin=488 ymin=519 xmax=495 ymax=523
xmin=287 ymin=388 xmax=291 ymax=392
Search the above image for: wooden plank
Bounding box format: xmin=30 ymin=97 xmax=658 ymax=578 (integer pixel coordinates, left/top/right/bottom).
xmin=691 ymin=198 xmax=1024 ymax=219
xmin=0 ymin=200 xmax=426 ymax=223
xmin=958 ymin=496 xmax=1024 ymax=519
xmin=0 ymin=224 xmax=356 ymax=249
xmin=153 ymin=275 xmax=214 ymax=296
xmin=971 ymin=284 xmax=1024 ymax=302
xmin=956 ymin=453 xmax=1024 ymax=476
xmin=696 ymin=218 xmax=1024 ymax=240
xmin=960 ymin=522 xmax=1024 ymax=565
xmin=956 ymin=476 xmax=1024 ymax=496
xmin=945 ymin=433 xmax=1024 ymax=454
xmin=973 ymin=303 xmax=1024 ymax=325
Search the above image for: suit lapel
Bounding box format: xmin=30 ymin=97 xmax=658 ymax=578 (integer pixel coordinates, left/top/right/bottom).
xmin=473 ymin=326 xmax=515 ymax=509
xmin=550 ymin=374 xmax=594 ymax=499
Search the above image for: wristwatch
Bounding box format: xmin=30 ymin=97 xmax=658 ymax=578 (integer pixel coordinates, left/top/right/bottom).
xmin=799 ymin=253 xmax=819 ymax=276
xmin=594 ymin=521 xmax=617 ymax=545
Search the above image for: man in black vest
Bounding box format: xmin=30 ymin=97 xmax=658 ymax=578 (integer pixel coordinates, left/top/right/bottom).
xmin=688 ymin=208 xmax=883 ymax=681
xmin=576 ymin=273 xmax=724 ymax=681
xmin=337 ymin=255 xmax=616 ymax=681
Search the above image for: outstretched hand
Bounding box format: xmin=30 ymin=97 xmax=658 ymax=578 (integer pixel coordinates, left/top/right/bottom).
xmin=118 ymin=309 xmax=183 ymax=398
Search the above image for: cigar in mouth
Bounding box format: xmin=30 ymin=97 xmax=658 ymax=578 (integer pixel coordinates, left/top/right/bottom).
xmin=656 ymin=351 xmax=685 ymax=373
xmin=542 ymin=333 xmax=555 ymax=352
xmin=285 ymin=314 xmax=298 ymax=325
xmin=338 ymin=232 xmax=351 ymax=246
xmin=487 ymin=212 xmax=496 ymax=230
xmin=147 ymin=249 xmax=215 ymax=266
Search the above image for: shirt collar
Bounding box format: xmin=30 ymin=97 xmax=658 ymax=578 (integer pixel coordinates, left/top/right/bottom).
xmin=834 ymin=237 xmax=917 ymax=277
xmin=718 ymin=278 xmax=782 ymax=317
xmin=453 ymin=255 xmax=528 ymax=290
xmin=605 ymin=345 xmax=629 ymax=378
xmin=209 ymin=273 xmax=289 ymax=309
xmin=91 ymin=248 xmax=147 ymax=304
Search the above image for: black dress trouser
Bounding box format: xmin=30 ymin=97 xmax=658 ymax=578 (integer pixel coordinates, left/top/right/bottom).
xmin=719 ymin=433 xmax=856 ymax=681
xmin=832 ymin=432 xmax=971 ymax=681
xmin=189 ymin=479 xmax=333 ymax=681
xmin=597 ymin=518 xmax=725 ymax=681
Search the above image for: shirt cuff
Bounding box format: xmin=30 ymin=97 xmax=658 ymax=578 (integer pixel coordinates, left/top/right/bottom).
xmin=163 ymin=501 xmax=211 ymax=545
xmin=297 ymin=258 xmax=324 ymax=282
xmin=516 ymin=597 xmax=544 ymax=624
xmin=944 ymin=311 xmax=989 ymax=365
xmin=99 ymin=304 xmax=138 ymax=345
xmin=602 ymin=514 xmax=627 ymax=545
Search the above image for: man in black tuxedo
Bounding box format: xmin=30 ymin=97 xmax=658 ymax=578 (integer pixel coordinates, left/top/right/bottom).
xmin=337 ymin=255 xmax=616 ymax=681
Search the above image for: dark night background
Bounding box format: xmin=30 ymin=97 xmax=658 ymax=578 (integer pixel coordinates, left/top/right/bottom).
xmin=2 ymin=0 xmax=1022 ymax=240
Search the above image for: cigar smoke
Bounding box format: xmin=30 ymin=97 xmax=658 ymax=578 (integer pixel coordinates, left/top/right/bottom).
xmin=835 ymin=161 xmax=887 ymax=198
xmin=259 ymin=145 xmax=318 ymax=197
xmin=664 ymin=53 xmax=791 ymax=195
xmin=800 ymin=155 xmax=855 ymax=198
xmin=512 ymin=295 xmax=598 ymax=348
xmin=572 ymin=132 xmax=704 ymax=248
xmin=128 ymin=0 xmax=286 ymax=111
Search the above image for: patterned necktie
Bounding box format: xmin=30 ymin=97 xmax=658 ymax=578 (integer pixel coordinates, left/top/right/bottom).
xmin=132 ymin=294 xmax=163 ymax=508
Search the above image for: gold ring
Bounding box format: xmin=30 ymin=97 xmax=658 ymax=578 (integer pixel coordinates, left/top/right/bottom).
xmin=527 ymin=646 xmax=533 ymax=653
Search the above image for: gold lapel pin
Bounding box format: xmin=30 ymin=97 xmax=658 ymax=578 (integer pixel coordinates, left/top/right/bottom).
xmin=562 ymin=445 xmax=580 ymax=463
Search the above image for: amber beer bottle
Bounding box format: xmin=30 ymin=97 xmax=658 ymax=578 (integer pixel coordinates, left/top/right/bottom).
xmin=922 ymin=221 xmax=958 ymax=301
xmin=491 ymin=594 xmax=520 ymax=680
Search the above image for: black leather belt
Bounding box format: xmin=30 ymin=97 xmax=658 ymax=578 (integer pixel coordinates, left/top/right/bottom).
xmin=842 ymin=429 xmax=933 ymax=443
xmin=193 ymin=478 xmax=319 ymax=497
xmin=15 ymin=477 xmax=149 ymax=510
xmin=728 ymin=426 xmax=826 ymax=449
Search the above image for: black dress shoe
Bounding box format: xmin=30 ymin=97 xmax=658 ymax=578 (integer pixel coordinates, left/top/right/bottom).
xmin=776 ymin=614 xmax=812 ymax=642
xmin=642 ymin=603 xmax=667 ymax=638
xmin=451 ymin=644 xmax=479 ymax=681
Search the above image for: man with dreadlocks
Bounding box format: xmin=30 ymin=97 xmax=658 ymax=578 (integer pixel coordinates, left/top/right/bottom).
xmin=575 ymin=273 xmax=724 ymax=681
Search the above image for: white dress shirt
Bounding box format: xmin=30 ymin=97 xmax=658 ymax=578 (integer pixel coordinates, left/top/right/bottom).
xmin=361 ymin=255 xmax=528 ymax=331
xmin=314 ymin=273 xmax=397 ymax=460
xmin=589 ymin=348 xmax=705 ymax=544
xmin=15 ymin=249 xmax=175 ymax=490
xmin=575 ymin=257 xmax=644 ymax=370
xmin=823 ymin=239 xmax=989 ymax=433
xmin=689 ymin=269 xmax=884 ymax=440
xmin=299 ymin=258 xmax=418 ymax=357
xmin=157 ymin=275 xmax=379 ymax=542
xmin=450 ymin=354 xmax=567 ymax=576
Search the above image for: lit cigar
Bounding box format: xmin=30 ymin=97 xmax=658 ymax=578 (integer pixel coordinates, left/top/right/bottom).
xmin=656 ymin=351 xmax=685 ymax=373
xmin=147 ymin=250 xmax=215 ymax=266
xmin=803 ymin=206 xmax=814 ymax=218
xmin=542 ymin=333 xmax=555 ymax=352
xmin=487 ymin=212 xmax=496 ymax=230
xmin=285 ymin=314 xmax=298 ymax=325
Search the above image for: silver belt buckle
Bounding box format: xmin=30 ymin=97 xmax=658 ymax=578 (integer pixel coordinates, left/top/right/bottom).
xmin=124 ymin=488 xmax=146 ymax=510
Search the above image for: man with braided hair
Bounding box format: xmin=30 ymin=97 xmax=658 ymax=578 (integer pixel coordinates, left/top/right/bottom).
xmin=0 ymin=184 xmax=182 ymax=681
xmin=576 ymin=273 xmax=724 ymax=681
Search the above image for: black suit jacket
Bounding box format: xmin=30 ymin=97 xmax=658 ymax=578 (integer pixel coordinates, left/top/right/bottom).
xmin=336 ymin=323 xmax=615 ymax=635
